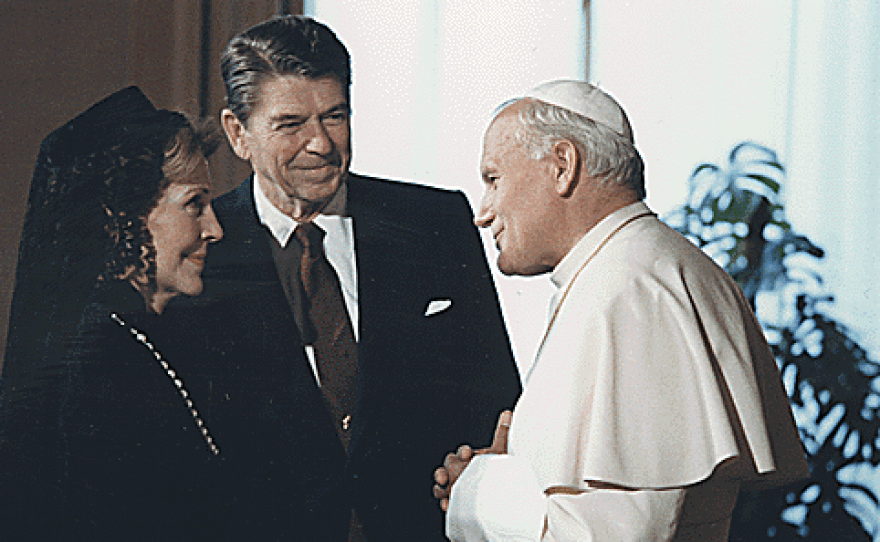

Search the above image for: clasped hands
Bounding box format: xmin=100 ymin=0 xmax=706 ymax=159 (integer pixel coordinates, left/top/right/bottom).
xmin=432 ymin=410 xmax=512 ymax=512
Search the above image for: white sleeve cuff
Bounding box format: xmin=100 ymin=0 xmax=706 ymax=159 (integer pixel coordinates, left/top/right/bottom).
xmin=446 ymin=454 xmax=547 ymax=541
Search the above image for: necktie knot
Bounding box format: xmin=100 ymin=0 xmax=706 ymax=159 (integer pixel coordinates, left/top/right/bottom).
xmin=296 ymin=222 xmax=326 ymax=258
xmin=296 ymin=223 xmax=327 ymax=293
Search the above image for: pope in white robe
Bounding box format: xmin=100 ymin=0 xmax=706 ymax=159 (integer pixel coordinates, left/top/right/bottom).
xmin=435 ymin=80 xmax=808 ymax=541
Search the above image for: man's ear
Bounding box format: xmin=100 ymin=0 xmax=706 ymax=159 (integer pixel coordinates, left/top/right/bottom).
xmin=220 ymin=109 xmax=251 ymax=161
xmin=551 ymin=139 xmax=580 ymax=197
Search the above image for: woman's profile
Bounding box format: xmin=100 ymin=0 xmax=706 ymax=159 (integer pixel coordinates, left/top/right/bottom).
xmin=0 ymin=87 xmax=226 ymax=539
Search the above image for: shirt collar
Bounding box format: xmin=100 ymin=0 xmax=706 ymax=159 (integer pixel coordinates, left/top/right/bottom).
xmin=551 ymin=201 xmax=652 ymax=291
xmin=253 ymin=175 xmax=349 ymax=248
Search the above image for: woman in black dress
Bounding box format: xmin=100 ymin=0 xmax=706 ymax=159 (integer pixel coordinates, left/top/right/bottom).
xmin=0 ymin=87 xmax=226 ymax=540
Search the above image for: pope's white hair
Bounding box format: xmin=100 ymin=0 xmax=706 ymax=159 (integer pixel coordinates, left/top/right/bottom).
xmin=500 ymin=98 xmax=645 ymax=199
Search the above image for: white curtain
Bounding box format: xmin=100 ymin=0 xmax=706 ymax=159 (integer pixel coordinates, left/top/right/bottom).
xmin=305 ymin=0 xmax=587 ymax=371
xmin=785 ymin=7 xmax=880 ymax=534
xmin=784 ymin=1 xmax=880 ymax=361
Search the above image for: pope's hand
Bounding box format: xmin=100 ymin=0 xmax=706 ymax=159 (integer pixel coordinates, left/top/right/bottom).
xmin=433 ymin=410 xmax=512 ymax=512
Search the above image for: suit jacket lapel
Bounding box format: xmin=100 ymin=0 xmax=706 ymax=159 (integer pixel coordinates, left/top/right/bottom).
xmin=345 ymin=174 xmax=437 ymax=365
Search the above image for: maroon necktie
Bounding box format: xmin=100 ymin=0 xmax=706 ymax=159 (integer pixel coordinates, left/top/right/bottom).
xmin=296 ymin=222 xmax=359 ymax=450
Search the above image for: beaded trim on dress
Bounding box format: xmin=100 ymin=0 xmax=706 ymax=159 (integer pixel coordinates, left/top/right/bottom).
xmin=110 ymin=313 xmax=220 ymax=455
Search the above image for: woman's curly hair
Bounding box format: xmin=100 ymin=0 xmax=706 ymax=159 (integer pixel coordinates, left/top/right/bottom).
xmin=97 ymin=113 xmax=220 ymax=284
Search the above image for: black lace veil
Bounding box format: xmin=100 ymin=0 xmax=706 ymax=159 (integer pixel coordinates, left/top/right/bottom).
xmin=2 ymin=86 xmax=186 ymax=382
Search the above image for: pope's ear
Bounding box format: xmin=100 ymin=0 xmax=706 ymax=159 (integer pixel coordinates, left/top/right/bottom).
xmin=551 ymin=139 xmax=580 ymax=197
xmin=220 ymin=109 xmax=251 ymax=161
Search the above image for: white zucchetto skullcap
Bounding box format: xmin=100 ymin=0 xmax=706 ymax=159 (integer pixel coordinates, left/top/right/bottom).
xmin=523 ymin=80 xmax=634 ymax=143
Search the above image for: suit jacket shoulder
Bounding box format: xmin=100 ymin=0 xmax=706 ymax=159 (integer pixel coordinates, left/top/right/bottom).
xmin=206 ymin=178 xmax=271 ymax=275
xmin=347 ymin=172 xmax=474 ymax=227
xmin=345 ymin=173 xmax=479 ymax=269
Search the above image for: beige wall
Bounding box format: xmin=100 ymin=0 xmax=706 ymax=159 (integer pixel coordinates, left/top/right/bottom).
xmin=0 ymin=0 xmax=300 ymax=369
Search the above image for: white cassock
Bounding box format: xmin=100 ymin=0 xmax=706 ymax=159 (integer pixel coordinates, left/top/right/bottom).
xmin=447 ymin=201 xmax=808 ymax=541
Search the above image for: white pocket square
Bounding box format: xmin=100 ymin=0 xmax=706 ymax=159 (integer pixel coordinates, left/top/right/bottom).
xmin=424 ymin=299 xmax=452 ymax=317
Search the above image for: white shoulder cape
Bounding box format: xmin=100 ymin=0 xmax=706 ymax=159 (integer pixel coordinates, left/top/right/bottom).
xmin=509 ymin=202 xmax=808 ymax=491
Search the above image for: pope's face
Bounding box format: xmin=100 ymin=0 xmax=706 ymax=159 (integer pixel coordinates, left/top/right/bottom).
xmin=475 ymin=106 xmax=558 ymax=276
xmin=228 ymin=75 xmax=352 ymax=215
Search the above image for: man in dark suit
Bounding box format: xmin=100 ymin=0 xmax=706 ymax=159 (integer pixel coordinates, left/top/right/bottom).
xmin=194 ymin=15 xmax=521 ymax=541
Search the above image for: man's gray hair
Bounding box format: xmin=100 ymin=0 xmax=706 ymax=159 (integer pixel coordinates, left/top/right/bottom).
xmin=511 ymin=98 xmax=646 ymax=199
